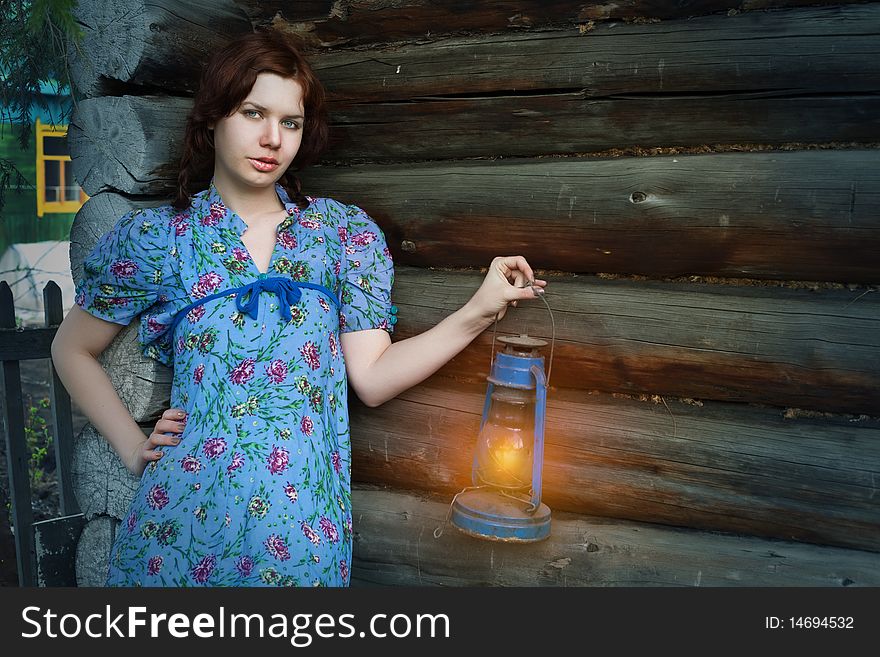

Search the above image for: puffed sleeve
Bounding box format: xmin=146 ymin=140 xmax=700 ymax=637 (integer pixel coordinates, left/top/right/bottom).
xmin=74 ymin=208 xmax=171 ymax=326
xmin=338 ymin=203 xmax=396 ymax=334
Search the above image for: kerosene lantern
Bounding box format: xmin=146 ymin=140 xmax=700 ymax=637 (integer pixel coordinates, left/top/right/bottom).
xmin=451 ymin=334 xmax=551 ymax=542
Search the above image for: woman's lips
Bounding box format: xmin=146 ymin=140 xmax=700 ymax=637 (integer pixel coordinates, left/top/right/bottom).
xmin=248 ymin=158 xmax=279 ymax=172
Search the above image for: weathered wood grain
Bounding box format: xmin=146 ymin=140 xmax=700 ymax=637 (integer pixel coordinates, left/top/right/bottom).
xmin=244 ymin=1 xmax=879 ymax=49
xmin=302 ymin=151 xmax=880 ymax=282
xmin=350 ymin=486 xmax=880 ymax=586
xmin=69 ymin=0 xmax=252 ymax=98
xmin=322 ymin=94 xmax=880 ymax=162
xmin=71 ymin=424 xmax=141 ymax=521
xmin=388 ymin=267 xmax=880 ymax=413
xmin=68 ymin=95 xmax=190 ymax=198
xmin=311 ymin=5 xmax=880 ymax=102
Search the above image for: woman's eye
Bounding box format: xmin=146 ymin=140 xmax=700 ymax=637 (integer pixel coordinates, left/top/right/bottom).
xmin=243 ymin=109 xmax=260 ymax=118
xmin=282 ymin=120 xmax=300 ymax=130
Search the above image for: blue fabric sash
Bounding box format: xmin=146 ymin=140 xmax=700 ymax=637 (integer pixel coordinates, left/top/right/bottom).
xmin=168 ymin=275 xmax=338 ymax=338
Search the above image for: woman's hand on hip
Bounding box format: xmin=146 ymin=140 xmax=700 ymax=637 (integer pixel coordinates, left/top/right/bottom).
xmin=123 ymin=408 xmax=188 ymax=476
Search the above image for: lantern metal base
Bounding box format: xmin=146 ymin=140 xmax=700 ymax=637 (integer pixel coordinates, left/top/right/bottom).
xmin=451 ymin=490 xmax=551 ymax=543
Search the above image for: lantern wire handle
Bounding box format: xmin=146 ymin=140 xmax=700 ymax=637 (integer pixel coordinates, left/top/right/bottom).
xmin=488 ymin=281 xmax=556 ymax=387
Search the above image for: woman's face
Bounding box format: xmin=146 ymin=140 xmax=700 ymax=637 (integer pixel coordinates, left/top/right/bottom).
xmin=211 ymin=72 xmax=305 ymax=195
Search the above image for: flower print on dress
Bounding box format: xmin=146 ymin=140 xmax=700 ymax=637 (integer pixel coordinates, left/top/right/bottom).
xmin=328 ymin=331 xmax=338 ymax=357
xmin=267 ymin=445 xmax=290 ymax=475
xmin=126 ymin=511 xmax=137 ymax=533
xmin=156 ymin=520 xmax=179 ymax=546
xmin=350 ymin=231 xmax=377 ymax=247
xmin=186 ymin=304 xmax=206 ymax=324
xmin=319 ymin=516 xmax=339 ymax=544
xmin=230 ymin=358 xmax=255 ymax=385
xmin=235 ymin=556 xmax=254 ymax=577
xmin=300 ymin=415 xmax=313 ymax=436
xmin=331 ymin=451 xmax=343 ymax=475
xmin=110 ymin=259 xmax=139 ymax=278
xmin=264 ymin=534 xmax=291 ymax=562
xmin=180 ymin=454 xmax=202 ymax=473
xmin=191 ymin=271 xmax=224 ymax=299
xmin=146 ymin=484 xmax=169 ymax=510
xmin=203 ymin=437 xmax=227 ymax=459
xmin=284 ymin=483 xmax=298 ymax=504
xmin=301 ymin=521 xmax=321 ymax=546
xmin=248 ymin=495 xmax=270 ymax=519
xmin=194 ymin=364 xmax=205 ymax=384
xmin=191 ymin=554 xmax=216 ymax=584
xmin=277 ymin=231 xmax=297 ymax=250
xmin=170 ymin=212 xmax=190 ymax=236
xmin=226 ymin=452 xmax=244 ymax=476
xmin=300 ymin=341 xmax=320 ymax=370
xmin=147 ymin=555 xmax=163 ymax=576
xmin=340 ymin=560 xmax=349 ymax=582
xmin=265 ymin=359 xmax=288 ymax=383
xmin=146 ymin=317 xmax=167 ymax=335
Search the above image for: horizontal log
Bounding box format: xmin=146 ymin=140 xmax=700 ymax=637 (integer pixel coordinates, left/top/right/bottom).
xmin=312 ymin=5 xmax=880 ymax=102
xmin=69 ymin=0 xmax=252 ymax=98
xmin=247 ymin=1 xmax=876 ymax=49
xmin=67 ymin=98 xmax=880 ymax=282
xmin=302 ymin=151 xmax=880 ymax=283
xmin=350 ymin=382 xmax=880 ymax=552
xmin=350 ymin=486 xmax=880 ymax=586
xmin=389 ymin=267 xmax=880 ymax=414
xmin=322 ymin=94 xmax=880 ymax=162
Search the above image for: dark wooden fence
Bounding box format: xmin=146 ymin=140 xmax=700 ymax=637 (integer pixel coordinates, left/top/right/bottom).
xmin=0 ymin=280 xmax=83 ymax=586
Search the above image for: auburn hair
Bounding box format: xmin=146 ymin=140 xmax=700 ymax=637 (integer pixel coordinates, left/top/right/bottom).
xmin=174 ymin=29 xmax=330 ymax=210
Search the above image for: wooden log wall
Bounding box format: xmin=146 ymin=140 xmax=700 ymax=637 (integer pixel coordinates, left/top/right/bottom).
xmin=67 ymin=0 xmax=880 ymax=584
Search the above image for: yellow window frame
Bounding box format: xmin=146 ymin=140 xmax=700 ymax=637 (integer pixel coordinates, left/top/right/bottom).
xmin=35 ymin=118 xmax=88 ymax=217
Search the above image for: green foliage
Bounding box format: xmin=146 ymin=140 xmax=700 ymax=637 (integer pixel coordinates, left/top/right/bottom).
xmin=24 ymin=395 xmax=53 ymax=487
xmin=0 ymin=0 xmax=82 ymax=214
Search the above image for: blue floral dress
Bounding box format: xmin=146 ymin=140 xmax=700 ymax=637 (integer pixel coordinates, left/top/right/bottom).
xmin=75 ymin=182 xmax=395 ymax=587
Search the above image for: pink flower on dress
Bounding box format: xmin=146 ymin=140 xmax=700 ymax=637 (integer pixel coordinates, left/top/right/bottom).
xmin=209 ymin=201 xmax=226 ymax=219
xmin=319 ymin=516 xmax=339 ymax=543
xmin=301 ymin=521 xmax=321 ymax=546
xmin=191 ymin=271 xmax=223 ymax=299
xmin=267 ymin=445 xmax=289 ymax=475
xmin=199 ymin=213 xmax=218 ymax=227
xmin=331 ymin=450 xmax=343 ymax=475
xmin=194 ymin=364 xmax=205 ymax=384
xmin=265 ymin=359 xmax=288 ymax=384
xmin=337 ymin=226 xmax=348 ymax=244
xmin=146 ymin=484 xmax=169 ymax=510
xmin=351 ymin=231 xmax=377 ymax=246
xmin=299 ymin=217 xmax=321 ymax=230
xmin=191 ymin=554 xmax=216 ymax=584
xmin=299 ymin=341 xmax=320 ymax=371
xmin=334 ymin=260 xmax=341 ymax=277
xmin=186 ymin=304 xmax=205 ymax=324
xmin=170 ymin=212 xmax=190 ymax=236
xmin=264 ymin=534 xmax=291 ymax=561
xmin=277 ymin=231 xmax=297 ymax=250
xmin=227 ymin=452 xmax=244 ymax=475
xmin=180 ymin=455 xmax=202 ymax=473
xmin=318 ymin=297 xmax=330 ymax=313
xmin=147 ymin=555 xmax=163 ymax=575
xmin=235 ymin=556 xmax=254 ymax=577
xmin=328 ymin=332 xmax=338 ymax=357
xmin=110 ymin=259 xmax=138 ymax=278
xmin=232 ymin=247 xmax=250 ymax=262
xmin=203 ymin=437 xmax=227 ymax=459
xmin=340 ymin=560 xmax=349 ymax=582
xmin=230 ymin=358 xmax=255 ymax=385
xmin=300 ymin=415 xmax=313 ymax=436
xmin=284 ymin=483 xmax=298 ymax=503
xmin=146 ymin=317 xmax=167 ymax=334
xmin=126 ymin=511 xmax=137 ymax=532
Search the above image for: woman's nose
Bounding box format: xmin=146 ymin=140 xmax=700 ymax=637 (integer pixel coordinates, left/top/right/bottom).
xmin=261 ymin=123 xmax=281 ymax=148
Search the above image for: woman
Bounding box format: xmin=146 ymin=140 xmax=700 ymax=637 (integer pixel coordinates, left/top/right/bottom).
xmin=52 ymin=30 xmax=546 ymax=587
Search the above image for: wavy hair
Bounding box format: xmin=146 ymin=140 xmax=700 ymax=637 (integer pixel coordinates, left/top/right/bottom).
xmin=174 ymin=29 xmax=330 ymax=210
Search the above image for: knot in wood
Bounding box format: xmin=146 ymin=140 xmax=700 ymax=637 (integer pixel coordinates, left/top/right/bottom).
xmin=401 ymin=240 xmax=416 ymax=253
xmin=630 ymin=192 xmax=647 ymax=204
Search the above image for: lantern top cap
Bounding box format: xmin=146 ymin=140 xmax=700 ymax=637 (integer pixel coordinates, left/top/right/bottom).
xmin=497 ymin=334 xmax=548 ymax=348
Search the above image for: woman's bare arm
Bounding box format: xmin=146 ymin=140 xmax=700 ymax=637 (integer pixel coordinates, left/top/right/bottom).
xmin=51 ymin=306 xmax=180 ymax=475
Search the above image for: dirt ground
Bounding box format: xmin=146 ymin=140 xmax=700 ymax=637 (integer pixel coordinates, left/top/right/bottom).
xmin=0 ymin=358 xmax=89 ymax=586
